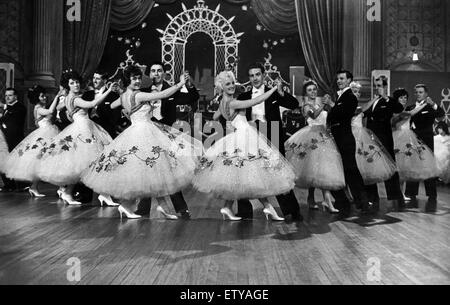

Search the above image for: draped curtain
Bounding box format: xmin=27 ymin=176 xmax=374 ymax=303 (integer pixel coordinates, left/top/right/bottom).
xmin=64 ymin=0 xmax=112 ymax=80
xmin=110 ymin=0 xmax=177 ymax=31
xmin=62 ymin=0 xmax=344 ymax=95
xmin=251 ymin=0 xmax=298 ymax=36
xmin=295 ymin=0 xmax=343 ymax=95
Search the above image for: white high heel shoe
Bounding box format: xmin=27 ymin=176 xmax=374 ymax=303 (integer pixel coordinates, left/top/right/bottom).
xmin=57 ymin=188 xmax=64 ymax=199
xmin=118 ymin=205 xmax=142 ymax=219
xmin=157 ymin=206 xmax=178 ymax=220
xmin=263 ymin=205 xmax=285 ymax=221
xmin=98 ymin=195 xmax=120 ymax=207
xmin=322 ymin=201 xmax=339 ymax=214
xmin=220 ymin=208 xmax=242 ymax=221
xmin=60 ymin=193 xmax=82 ymax=205
xmin=29 ymin=189 xmax=46 ymax=198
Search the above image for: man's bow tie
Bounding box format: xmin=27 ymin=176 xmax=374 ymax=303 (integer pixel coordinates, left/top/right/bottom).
xmin=337 ymin=90 xmax=343 ymax=96
xmin=151 ymin=85 xmax=159 ymax=92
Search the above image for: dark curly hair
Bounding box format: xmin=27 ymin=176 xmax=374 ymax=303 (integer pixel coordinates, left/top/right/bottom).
xmin=122 ymin=65 xmax=143 ymax=87
xmin=27 ymin=85 xmax=46 ymax=105
xmin=393 ymin=88 xmax=409 ymax=102
xmin=61 ymin=70 xmax=83 ymax=91
xmin=436 ymin=121 xmax=450 ymax=135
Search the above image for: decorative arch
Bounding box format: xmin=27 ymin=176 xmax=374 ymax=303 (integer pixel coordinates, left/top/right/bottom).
xmin=158 ymin=0 xmax=243 ymax=84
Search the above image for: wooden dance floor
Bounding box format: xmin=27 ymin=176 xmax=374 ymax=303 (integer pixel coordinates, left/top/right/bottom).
xmin=0 ymin=184 xmax=449 ymax=285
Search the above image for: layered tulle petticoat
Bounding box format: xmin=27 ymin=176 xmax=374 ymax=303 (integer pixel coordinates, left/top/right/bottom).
xmin=0 ymin=130 xmax=8 ymax=173
xmin=285 ymin=124 xmax=345 ymax=190
xmin=434 ymin=135 xmax=450 ymax=183
xmin=352 ymin=115 xmax=397 ymax=185
xmin=393 ymin=128 xmax=438 ymax=182
xmin=82 ymin=104 xmax=203 ymax=200
xmin=193 ymin=115 xmax=295 ymax=200
xmin=37 ymin=113 xmax=112 ymax=186
xmin=5 ymin=119 xmax=59 ymax=181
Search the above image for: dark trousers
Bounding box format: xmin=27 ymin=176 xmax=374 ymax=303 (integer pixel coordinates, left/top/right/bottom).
xmin=331 ymin=127 xmax=369 ymax=211
xmin=405 ymin=179 xmax=437 ymax=199
xmin=237 ymin=191 xmax=300 ymax=218
xmin=364 ymin=131 xmax=404 ymax=202
xmin=0 ymin=174 xmax=28 ymax=190
xmin=236 ymin=120 xmax=300 ymax=218
xmin=1 ymin=137 xmax=29 ymax=190
xmin=136 ymin=191 xmax=189 ymax=214
xmin=405 ymin=133 xmax=437 ymax=200
xmin=366 ymin=172 xmax=404 ymax=202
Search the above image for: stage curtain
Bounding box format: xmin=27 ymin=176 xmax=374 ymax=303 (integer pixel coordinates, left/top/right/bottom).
xmin=222 ymin=0 xmax=251 ymax=4
xmin=64 ymin=0 xmax=112 ymax=80
xmin=295 ymin=0 xmax=343 ymax=95
xmin=251 ymin=0 xmax=298 ymax=35
xmin=110 ymin=0 xmax=177 ymax=31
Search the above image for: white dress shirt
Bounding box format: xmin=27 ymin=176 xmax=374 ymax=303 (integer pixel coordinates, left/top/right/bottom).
xmin=251 ymin=85 xmax=266 ymax=122
xmin=151 ymin=84 xmax=163 ymax=121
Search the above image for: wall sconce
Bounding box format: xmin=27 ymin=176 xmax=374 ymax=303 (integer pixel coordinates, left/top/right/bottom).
xmin=410 ymin=35 xmax=420 ymax=62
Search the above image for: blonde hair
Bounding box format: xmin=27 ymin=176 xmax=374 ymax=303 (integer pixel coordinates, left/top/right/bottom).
xmin=215 ymin=71 xmax=236 ymax=94
xmin=350 ymin=81 xmax=362 ymax=90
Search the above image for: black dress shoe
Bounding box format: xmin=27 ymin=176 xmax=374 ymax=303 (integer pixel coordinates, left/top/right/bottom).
xmin=135 ymin=210 xmax=150 ymax=217
xmin=15 ymin=187 xmax=30 ymax=193
xmin=396 ymin=198 xmax=406 ymax=212
xmin=425 ymin=198 xmax=437 ymax=213
xmin=372 ymin=200 xmax=380 ymax=212
xmin=235 ymin=213 xmax=253 ymax=220
xmin=290 ymin=212 xmax=304 ymax=222
xmin=180 ymin=210 xmax=191 ymax=220
xmin=408 ymin=196 xmax=419 ymax=209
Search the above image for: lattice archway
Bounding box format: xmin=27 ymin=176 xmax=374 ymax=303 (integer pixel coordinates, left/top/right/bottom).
xmin=158 ymin=0 xmax=243 ymax=84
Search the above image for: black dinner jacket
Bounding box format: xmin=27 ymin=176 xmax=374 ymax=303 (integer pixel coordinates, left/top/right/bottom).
xmin=238 ymin=87 xmax=299 ymax=155
xmin=239 ymin=87 xmax=299 ymax=125
xmin=364 ymin=96 xmax=403 ymax=145
xmin=327 ymin=88 xmax=358 ymax=132
xmin=0 ymin=101 xmax=27 ymax=149
xmin=142 ymin=81 xmax=200 ymax=126
xmin=82 ymin=89 xmax=121 ymax=137
xmin=406 ymin=102 xmax=445 ymax=143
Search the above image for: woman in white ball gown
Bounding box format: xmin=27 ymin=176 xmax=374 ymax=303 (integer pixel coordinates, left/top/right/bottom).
xmin=0 ymin=130 xmax=8 ymax=174
xmin=193 ymin=71 xmax=295 ymax=221
xmin=4 ymin=85 xmax=60 ymax=197
xmin=37 ymin=70 xmax=119 ymax=206
xmin=351 ymin=109 xmax=397 ymax=186
xmin=285 ymin=81 xmax=344 ymax=214
xmin=433 ymin=121 xmax=450 ymax=183
xmin=82 ymin=65 xmax=203 ymax=220
xmin=392 ymin=102 xmax=438 ymax=182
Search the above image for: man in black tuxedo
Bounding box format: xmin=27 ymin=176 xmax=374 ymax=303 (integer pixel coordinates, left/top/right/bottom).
xmin=363 ymin=76 xmax=405 ymax=211
xmin=236 ymin=63 xmax=303 ymax=222
xmin=0 ymin=88 xmax=28 ymax=192
xmin=70 ymin=72 xmax=122 ymax=204
xmin=405 ymin=84 xmax=445 ymax=213
xmin=135 ymin=61 xmax=199 ymax=219
xmin=327 ymin=71 xmax=373 ymax=216
xmin=83 ymin=71 xmax=121 ymax=138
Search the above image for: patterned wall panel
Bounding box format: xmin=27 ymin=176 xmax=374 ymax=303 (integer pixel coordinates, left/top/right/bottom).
xmin=0 ymin=0 xmax=20 ymax=63
xmin=384 ymin=0 xmax=447 ymax=71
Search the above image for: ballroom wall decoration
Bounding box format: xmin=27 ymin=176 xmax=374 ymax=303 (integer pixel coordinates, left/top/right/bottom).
xmin=384 ymin=0 xmax=447 ymax=71
xmin=98 ymin=0 xmax=305 ymax=100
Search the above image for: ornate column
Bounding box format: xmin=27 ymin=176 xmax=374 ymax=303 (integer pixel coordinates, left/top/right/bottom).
xmin=352 ymin=0 xmax=374 ymax=101
xmin=27 ymin=0 xmax=57 ymax=88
